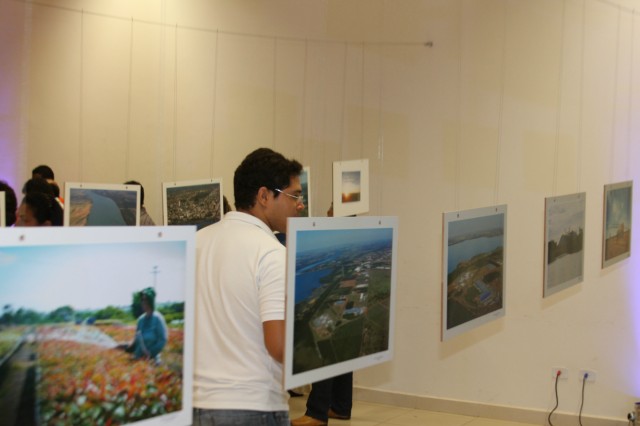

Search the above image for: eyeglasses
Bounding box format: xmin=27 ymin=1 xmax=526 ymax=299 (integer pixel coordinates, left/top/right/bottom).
xmin=273 ymin=188 xmax=304 ymax=205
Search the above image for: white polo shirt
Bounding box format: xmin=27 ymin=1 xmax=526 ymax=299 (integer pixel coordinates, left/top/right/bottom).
xmin=193 ymin=211 xmax=288 ymax=412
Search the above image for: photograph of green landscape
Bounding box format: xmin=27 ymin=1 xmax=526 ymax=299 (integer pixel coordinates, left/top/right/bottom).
xmin=544 ymin=193 xmax=585 ymax=297
xmin=0 ymin=228 xmax=195 ymax=426
xmin=443 ymin=206 xmax=506 ymax=340
xmin=602 ymin=181 xmax=632 ymax=268
xmin=285 ymin=217 xmax=397 ymax=389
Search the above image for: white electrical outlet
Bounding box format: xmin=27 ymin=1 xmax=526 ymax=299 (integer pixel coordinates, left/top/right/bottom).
xmin=551 ymin=367 xmax=569 ymax=379
xmin=579 ymin=369 xmax=597 ymax=382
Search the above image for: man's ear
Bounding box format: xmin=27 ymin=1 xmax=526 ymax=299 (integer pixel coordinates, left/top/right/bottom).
xmin=256 ymin=186 xmax=271 ymax=207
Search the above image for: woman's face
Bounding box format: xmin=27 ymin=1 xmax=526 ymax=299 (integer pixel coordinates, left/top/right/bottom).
xmin=141 ymin=297 xmax=153 ymax=314
xmin=15 ymin=202 xmax=40 ymax=226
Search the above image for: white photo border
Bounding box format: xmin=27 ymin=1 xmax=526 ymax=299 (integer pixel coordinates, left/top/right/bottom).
xmin=602 ymin=180 xmax=633 ymax=268
xmin=543 ymin=192 xmax=586 ymax=297
xmin=332 ymin=159 xmax=369 ymax=217
xmin=0 ymin=191 xmax=5 ymax=227
xmin=0 ymin=226 xmax=196 ymax=426
xmin=162 ymin=178 xmax=223 ymax=229
xmin=442 ymin=204 xmax=507 ymax=341
xmin=284 ymin=216 xmax=398 ymax=389
xmin=64 ymin=182 xmax=141 ymax=227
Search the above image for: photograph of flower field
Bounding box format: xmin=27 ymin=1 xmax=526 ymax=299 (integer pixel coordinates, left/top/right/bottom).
xmin=0 ymin=239 xmax=188 ymax=426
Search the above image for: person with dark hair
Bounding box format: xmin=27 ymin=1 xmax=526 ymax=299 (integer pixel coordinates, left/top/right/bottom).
xmin=124 ymin=180 xmax=156 ymax=226
xmin=222 ymin=195 xmax=232 ymax=214
xmin=32 ymin=164 xmax=55 ymax=181
xmin=129 ymin=287 xmax=168 ymax=363
xmin=0 ymin=181 xmax=18 ymax=226
xmin=15 ymin=191 xmax=63 ymax=226
xmin=193 ymin=147 xmax=304 ymax=426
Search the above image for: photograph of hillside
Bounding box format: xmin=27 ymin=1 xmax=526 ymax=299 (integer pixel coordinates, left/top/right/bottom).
xmin=603 ymin=181 xmax=632 ymax=268
xmin=443 ymin=206 xmax=506 ymax=340
xmin=544 ymin=193 xmax=585 ymax=297
xmin=0 ymin=238 xmax=189 ymax=426
xmin=291 ymin=226 xmax=394 ymax=377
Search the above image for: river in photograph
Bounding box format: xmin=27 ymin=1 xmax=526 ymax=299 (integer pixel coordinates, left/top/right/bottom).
xmin=447 ymin=235 xmax=503 ymax=274
xmin=295 ymin=268 xmax=332 ymax=303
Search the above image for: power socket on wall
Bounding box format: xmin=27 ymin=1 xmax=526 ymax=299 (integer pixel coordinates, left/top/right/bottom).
xmin=579 ymin=369 xmax=597 ymax=382
xmin=551 ymin=367 xmax=568 ymax=379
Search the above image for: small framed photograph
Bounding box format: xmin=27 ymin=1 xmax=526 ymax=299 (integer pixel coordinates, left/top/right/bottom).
xmin=162 ymin=178 xmax=223 ymax=230
xmin=299 ymin=167 xmax=311 ymax=218
xmin=544 ymin=193 xmax=585 ymax=297
xmin=0 ymin=226 xmax=196 ymax=426
xmin=602 ymin=180 xmax=633 ymax=268
xmin=442 ymin=205 xmax=507 ymax=341
xmin=332 ymin=159 xmax=369 ymax=217
xmin=64 ymin=182 xmax=141 ymax=226
xmin=0 ymin=191 xmax=5 ymax=227
xmin=284 ymin=216 xmax=398 ymax=389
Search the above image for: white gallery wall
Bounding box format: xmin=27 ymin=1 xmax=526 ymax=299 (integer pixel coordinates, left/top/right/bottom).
xmin=1 ymin=0 xmax=639 ymax=423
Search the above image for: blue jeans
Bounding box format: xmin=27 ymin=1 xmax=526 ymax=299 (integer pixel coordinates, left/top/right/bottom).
xmin=193 ymin=408 xmax=290 ymax=426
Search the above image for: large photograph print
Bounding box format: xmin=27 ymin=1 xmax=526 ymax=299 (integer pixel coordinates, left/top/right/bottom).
xmin=544 ymin=193 xmax=585 ymax=297
xmin=284 ymin=216 xmax=398 ymax=389
xmin=442 ymin=205 xmax=506 ymax=341
xmin=64 ymin=183 xmax=141 ymax=226
xmin=602 ymin=180 xmax=633 ymax=268
xmin=0 ymin=227 xmax=195 ymax=426
xmin=332 ymin=159 xmax=369 ymax=217
xmin=299 ymin=167 xmax=311 ymax=218
xmin=163 ymin=178 xmax=223 ymax=230
xmin=0 ymin=191 xmax=5 ymax=227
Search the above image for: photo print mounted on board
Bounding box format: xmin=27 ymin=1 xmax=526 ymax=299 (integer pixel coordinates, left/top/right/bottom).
xmin=64 ymin=182 xmax=141 ymax=227
xmin=0 ymin=191 xmax=5 ymax=227
xmin=544 ymin=193 xmax=586 ymax=297
xmin=332 ymin=159 xmax=369 ymax=217
xmin=442 ymin=205 xmax=507 ymax=341
xmin=162 ymin=178 xmax=223 ymax=231
xmin=0 ymin=226 xmax=196 ymax=426
xmin=284 ymin=216 xmax=398 ymax=389
xmin=299 ymin=167 xmax=311 ymax=218
xmin=602 ymin=180 xmax=633 ymax=268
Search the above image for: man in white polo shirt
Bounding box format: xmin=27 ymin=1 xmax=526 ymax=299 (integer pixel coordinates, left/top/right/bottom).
xmin=193 ymin=148 xmax=304 ymax=426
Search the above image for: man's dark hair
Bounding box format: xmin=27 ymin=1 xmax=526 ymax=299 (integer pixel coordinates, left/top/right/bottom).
xmin=22 ymin=177 xmax=55 ymax=197
xmin=22 ymin=192 xmax=63 ymax=226
xmin=0 ymin=181 xmax=18 ymax=226
xmin=32 ymin=165 xmax=55 ymax=180
xmin=124 ymin=180 xmax=145 ymax=206
xmin=233 ymin=148 xmax=302 ymax=210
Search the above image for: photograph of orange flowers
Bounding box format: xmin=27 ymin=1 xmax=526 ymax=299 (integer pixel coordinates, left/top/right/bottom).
xmin=0 ymin=227 xmax=194 ymax=426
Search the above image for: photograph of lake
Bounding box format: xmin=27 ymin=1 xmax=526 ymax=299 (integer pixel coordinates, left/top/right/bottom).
xmin=544 ymin=193 xmax=585 ymax=296
xmin=445 ymin=209 xmax=505 ymax=338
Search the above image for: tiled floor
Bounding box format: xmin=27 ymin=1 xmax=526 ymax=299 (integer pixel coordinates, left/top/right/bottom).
xmin=288 ymin=395 xmax=539 ymax=426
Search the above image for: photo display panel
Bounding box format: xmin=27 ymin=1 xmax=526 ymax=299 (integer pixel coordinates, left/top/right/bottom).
xmin=284 ymin=216 xmax=398 ymax=389
xmin=0 ymin=226 xmax=196 ymax=426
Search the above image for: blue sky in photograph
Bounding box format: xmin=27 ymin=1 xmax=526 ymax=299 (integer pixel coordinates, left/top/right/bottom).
xmin=341 ymin=171 xmax=361 ymax=194
xmin=0 ymin=241 xmax=186 ymax=313
xmin=606 ymin=186 xmax=632 ymax=237
xmin=297 ymin=227 xmax=392 ymax=253
xmin=448 ymin=213 xmax=504 ymax=241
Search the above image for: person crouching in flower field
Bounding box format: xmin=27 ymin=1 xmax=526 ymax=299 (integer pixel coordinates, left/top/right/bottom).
xmin=127 ymin=287 xmax=168 ymax=363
